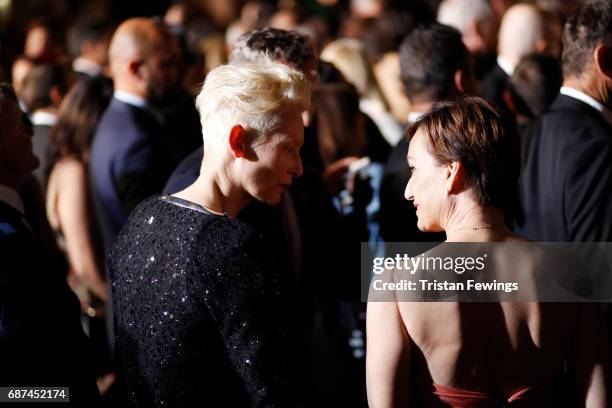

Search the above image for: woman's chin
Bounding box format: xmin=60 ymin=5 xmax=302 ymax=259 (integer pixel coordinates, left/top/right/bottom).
xmin=253 ymin=190 xmax=283 ymax=206
xmin=416 ymin=220 xmax=442 ymax=233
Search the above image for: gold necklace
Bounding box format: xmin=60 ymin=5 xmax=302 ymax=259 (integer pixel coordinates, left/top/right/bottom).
xmin=448 ymin=224 xmax=493 ymax=234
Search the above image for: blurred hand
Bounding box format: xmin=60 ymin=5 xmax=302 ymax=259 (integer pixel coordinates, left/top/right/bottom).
xmin=323 ymin=156 xmax=362 ymax=196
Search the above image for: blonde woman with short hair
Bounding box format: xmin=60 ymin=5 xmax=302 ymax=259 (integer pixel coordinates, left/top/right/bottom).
xmin=108 ymin=62 xmax=310 ymax=406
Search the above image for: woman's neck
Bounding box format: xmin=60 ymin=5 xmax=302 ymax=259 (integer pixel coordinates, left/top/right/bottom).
xmin=172 ymin=166 xmax=250 ymax=218
xmin=444 ymin=204 xmax=510 ymax=242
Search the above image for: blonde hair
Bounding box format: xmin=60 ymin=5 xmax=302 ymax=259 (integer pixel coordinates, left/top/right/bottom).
xmin=320 ymin=38 xmax=388 ymax=112
xmin=195 ymin=61 xmax=310 ymax=143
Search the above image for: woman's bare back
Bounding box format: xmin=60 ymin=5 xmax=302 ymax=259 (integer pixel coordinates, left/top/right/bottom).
xmin=399 ymin=300 xmax=579 ymax=395
xmin=397 ymin=241 xmax=583 ymax=398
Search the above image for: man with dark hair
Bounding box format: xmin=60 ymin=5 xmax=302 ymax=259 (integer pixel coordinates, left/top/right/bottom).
xmin=399 ymin=23 xmax=476 ymax=108
xmin=20 ymin=64 xmax=67 ymax=190
xmin=20 ymin=64 xmax=66 ymax=114
xmin=231 ymin=27 xmax=316 ymax=76
xmin=68 ymin=17 xmax=113 ymax=79
xmin=518 ymin=0 xmax=612 ymax=241
xmin=507 ymin=53 xmax=562 ymax=119
xmin=379 ymin=22 xmax=476 ymax=243
xmin=0 ymin=83 xmax=98 ymax=403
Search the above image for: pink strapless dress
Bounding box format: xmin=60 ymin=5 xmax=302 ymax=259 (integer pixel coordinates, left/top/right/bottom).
xmin=432 ymin=383 xmax=539 ymax=407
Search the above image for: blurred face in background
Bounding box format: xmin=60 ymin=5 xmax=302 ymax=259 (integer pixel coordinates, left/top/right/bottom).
xmin=463 ymin=17 xmax=499 ymax=77
xmin=11 ymin=57 xmax=33 ymax=99
xmin=143 ymin=34 xmax=181 ymax=104
xmin=351 ymin=0 xmax=385 ymax=19
xmin=88 ymin=33 xmax=112 ymax=69
xmin=0 ymin=94 xmax=38 ymax=187
xmin=24 ymin=25 xmax=55 ymax=61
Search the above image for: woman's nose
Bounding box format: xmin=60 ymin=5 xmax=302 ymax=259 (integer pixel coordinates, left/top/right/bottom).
xmin=292 ymin=156 xmax=303 ymax=178
xmin=404 ymin=177 xmax=414 ymax=201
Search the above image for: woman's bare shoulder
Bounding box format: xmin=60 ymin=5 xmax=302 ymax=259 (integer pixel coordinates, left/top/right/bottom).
xmin=54 ymin=156 xmax=86 ymax=174
xmin=50 ymin=157 xmax=87 ymax=184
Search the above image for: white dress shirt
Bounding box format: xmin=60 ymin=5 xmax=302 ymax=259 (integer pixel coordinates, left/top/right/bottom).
xmin=560 ymin=86 xmax=612 ymax=127
xmin=497 ymin=56 xmax=514 ymax=77
xmin=30 ymin=111 xmax=57 ymax=127
xmin=72 ymin=57 xmax=103 ymax=77
xmin=113 ymin=90 xmax=165 ymax=124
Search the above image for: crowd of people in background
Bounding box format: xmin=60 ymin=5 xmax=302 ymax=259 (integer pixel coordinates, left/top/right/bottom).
xmin=1 ymin=0 xmax=611 ymax=406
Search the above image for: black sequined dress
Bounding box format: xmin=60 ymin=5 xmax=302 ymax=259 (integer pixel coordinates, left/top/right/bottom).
xmin=109 ymin=195 xmax=298 ymax=407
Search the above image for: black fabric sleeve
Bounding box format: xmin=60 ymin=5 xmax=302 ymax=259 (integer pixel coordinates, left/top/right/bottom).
xmin=195 ymin=229 xmax=300 ymax=407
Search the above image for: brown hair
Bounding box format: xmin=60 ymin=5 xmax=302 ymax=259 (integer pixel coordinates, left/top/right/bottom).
xmin=406 ymin=96 xmax=521 ymax=215
xmin=316 ymin=79 xmax=367 ymax=166
xmin=51 ymin=75 xmax=113 ymax=161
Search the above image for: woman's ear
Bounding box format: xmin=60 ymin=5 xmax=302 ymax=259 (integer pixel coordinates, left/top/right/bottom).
xmin=445 ymin=161 xmax=463 ymax=194
xmin=228 ymin=125 xmax=246 ymax=158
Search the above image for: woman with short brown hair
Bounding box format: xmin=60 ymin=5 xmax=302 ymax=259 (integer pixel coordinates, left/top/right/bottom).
xmin=366 ymin=96 xmax=610 ymax=407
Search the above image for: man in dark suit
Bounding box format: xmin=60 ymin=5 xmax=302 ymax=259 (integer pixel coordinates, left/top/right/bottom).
xmin=517 ymin=0 xmax=612 ymax=242
xmin=0 ymin=83 xmax=98 ymax=403
xmin=379 ymin=23 xmax=476 ymax=244
xmin=90 ymin=18 xmax=181 ymax=250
